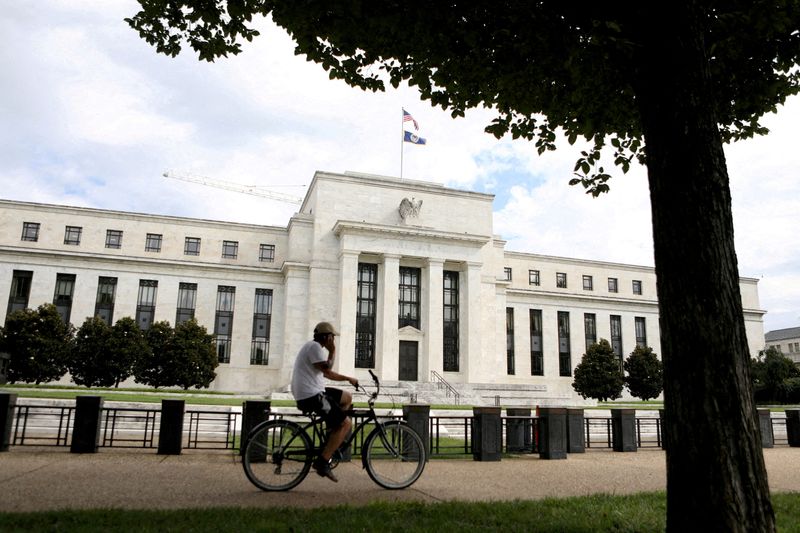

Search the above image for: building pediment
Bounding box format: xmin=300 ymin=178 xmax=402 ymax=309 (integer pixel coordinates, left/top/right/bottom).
xmin=333 ymin=220 xmax=490 ymax=247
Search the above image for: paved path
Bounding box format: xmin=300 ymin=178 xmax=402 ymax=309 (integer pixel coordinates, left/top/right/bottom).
xmin=1 ymin=448 xmax=798 ymax=512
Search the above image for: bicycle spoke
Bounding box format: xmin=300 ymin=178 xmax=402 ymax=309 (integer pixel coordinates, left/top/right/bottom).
xmin=364 ymin=422 xmax=426 ymax=489
xmin=242 ymin=420 xmax=312 ymax=491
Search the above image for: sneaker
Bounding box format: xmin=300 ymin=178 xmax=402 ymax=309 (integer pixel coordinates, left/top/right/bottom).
xmin=313 ymin=457 xmax=338 ymax=483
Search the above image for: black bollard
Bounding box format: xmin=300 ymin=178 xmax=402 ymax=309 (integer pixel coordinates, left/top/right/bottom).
xmin=1 ymin=393 xmax=17 ymax=452
xmin=71 ymin=396 xmax=104 ymax=453
xmin=158 ymin=399 xmax=185 ymax=455
xmin=538 ymin=407 xmax=567 ymax=459
xmin=472 ymin=407 xmax=502 ymax=461
xmin=611 ymin=409 xmax=637 ymax=452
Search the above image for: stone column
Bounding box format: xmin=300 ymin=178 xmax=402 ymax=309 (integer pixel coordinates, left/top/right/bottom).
xmin=280 ymin=262 xmax=310 ymax=384
xmin=336 ymin=250 xmax=360 ymax=377
xmin=462 ymin=262 xmax=483 ymax=381
xmin=379 ymin=254 xmax=400 ymax=380
xmin=424 ymin=258 xmax=444 ymax=380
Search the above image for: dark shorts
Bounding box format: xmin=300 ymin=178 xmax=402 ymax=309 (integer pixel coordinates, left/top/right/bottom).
xmin=296 ymin=387 xmax=347 ymax=429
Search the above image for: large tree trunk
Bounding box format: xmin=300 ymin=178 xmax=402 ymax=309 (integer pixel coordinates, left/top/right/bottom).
xmin=632 ymin=3 xmax=775 ymax=531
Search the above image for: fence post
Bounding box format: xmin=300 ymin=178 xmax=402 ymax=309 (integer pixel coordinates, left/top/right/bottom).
xmin=611 ymin=409 xmax=637 ymax=452
xmin=566 ymin=408 xmax=585 ymax=453
xmin=472 ymin=406 xmax=502 ymax=461
xmin=403 ymin=404 xmax=431 ymax=459
xmin=538 ymin=407 xmax=567 ymax=459
xmin=71 ymin=396 xmax=104 ymax=453
xmin=786 ymin=409 xmax=800 ymax=447
xmin=158 ymin=399 xmax=185 ymax=455
xmin=758 ymin=409 xmax=774 ymax=448
xmin=1 ymin=393 xmax=16 ymax=452
xmin=505 ymin=408 xmax=532 ymax=452
xmin=240 ymin=400 xmax=271 ymax=455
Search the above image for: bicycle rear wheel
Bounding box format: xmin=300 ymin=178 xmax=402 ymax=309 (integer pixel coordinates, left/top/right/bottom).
xmin=362 ymin=421 xmax=426 ymax=489
xmin=242 ymin=419 xmax=312 ymax=491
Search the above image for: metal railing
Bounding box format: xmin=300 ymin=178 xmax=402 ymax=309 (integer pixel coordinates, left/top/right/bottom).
xmin=430 ymin=371 xmax=461 ymax=405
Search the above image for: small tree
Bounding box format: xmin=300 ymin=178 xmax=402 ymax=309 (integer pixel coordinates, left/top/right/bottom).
xmin=133 ymin=321 xmax=175 ymax=389
xmin=0 ymin=304 xmax=72 ymax=384
xmin=108 ymin=317 xmax=148 ymax=387
xmin=69 ymin=317 xmax=115 ymax=387
xmin=751 ymin=347 xmax=800 ymax=403
xmin=572 ymin=339 xmax=624 ymax=402
xmin=169 ymin=319 xmax=217 ymax=390
xmin=624 ymin=345 xmax=664 ymax=401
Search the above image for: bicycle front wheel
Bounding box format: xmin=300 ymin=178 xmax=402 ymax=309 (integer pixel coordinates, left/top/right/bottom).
xmin=363 ymin=421 xmax=426 ymax=489
xmin=242 ymin=419 xmax=312 ymax=491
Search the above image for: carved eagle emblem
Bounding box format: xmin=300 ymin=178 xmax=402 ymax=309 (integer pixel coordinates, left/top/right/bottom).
xmin=399 ymin=197 xmax=423 ymax=221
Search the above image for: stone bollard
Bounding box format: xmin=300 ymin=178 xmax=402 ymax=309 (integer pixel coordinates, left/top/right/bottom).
xmin=403 ymin=404 xmax=431 ymax=459
xmin=786 ymin=409 xmax=800 ymax=447
xmin=538 ymin=407 xmax=567 ymax=459
xmin=1 ymin=393 xmax=17 ymax=452
xmin=505 ymin=408 xmax=532 ymax=452
xmin=71 ymin=396 xmax=104 ymax=453
xmin=566 ymin=408 xmax=585 ymax=453
xmin=472 ymin=407 xmax=502 ymax=461
xmin=611 ymin=409 xmax=637 ymax=452
xmin=158 ymin=399 xmax=185 ymax=455
xmin=758 ymin=409 xmax=774 ymax=449
xmin=240 ymin=400 xmax=271 ymax=455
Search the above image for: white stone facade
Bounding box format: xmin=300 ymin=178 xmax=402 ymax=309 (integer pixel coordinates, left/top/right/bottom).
xmin=0 ymin=171 xmax=766 ymax=403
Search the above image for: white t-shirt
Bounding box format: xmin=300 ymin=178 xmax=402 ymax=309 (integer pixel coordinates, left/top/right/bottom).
xmin=291 ymin=340 xmax=328 ymax=401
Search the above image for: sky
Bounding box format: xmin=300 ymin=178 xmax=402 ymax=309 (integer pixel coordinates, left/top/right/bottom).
xmin=1 ymin=1 xmax=798 ymax=334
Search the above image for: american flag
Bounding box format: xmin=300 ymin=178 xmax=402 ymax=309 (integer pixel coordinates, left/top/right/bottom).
xmin=402 ymin=109 xmax=419 ymax=130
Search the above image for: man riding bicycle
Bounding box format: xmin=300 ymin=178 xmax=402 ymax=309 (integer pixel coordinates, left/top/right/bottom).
xmin=290 ymin=321 xmax=359 ymax=482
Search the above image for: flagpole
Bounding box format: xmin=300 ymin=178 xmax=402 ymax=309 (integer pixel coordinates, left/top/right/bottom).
xmin=400 ymin=109 xmax=404 ymax=180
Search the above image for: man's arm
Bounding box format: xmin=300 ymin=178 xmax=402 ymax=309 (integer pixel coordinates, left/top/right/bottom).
xmin=314 ymin=335 xmax=357 ymax=387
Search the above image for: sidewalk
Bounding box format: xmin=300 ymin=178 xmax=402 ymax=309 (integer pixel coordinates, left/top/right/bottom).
xmin=1 ymin=447 xmax=799 ymax=512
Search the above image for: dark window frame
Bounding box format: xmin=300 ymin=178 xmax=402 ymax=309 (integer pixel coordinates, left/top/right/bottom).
xmin=635 ymin=316 xmax=647 ymax=348
xmin=215 ymin=286 xmax=236 ymax=363
xmin=53 ymin=273 xmax=76 ymax=323
xmin=558 ymin=311 xmax=571 ymax=377
xmin=21 ymin=222 xmax=40 ymax=242
xmin=145 ymin=233 xmax=162 ymax=252
xmin=503 ymin=267 xmax=512 ymax=281
xmin=356 ymin=263 xmax=378 ymax=368
xmin=506 ymin=307 xmax=515 ymax=375
xmin=95 ymin=276 xmax=117 ymax=325
xmin=184 ymin=237 xmax=201 ymax=256
xmin=610 ymin=314 xmax=623 ymax=361
xmin=176 ymin=282 xmax=198 ymax=325
xmin=530 ymin=309 xmax=543 ymax=376
xmin=608 ymin=277 xmax=619 ymax=293
xmin=7 ymin=270 xmax=33 ymax=317
xmin=582 ymin=275 xmax=593 ymax=291
xmin=632 ymin=280 xmax=643 ymax=295
xmin=398 ymin=266 xmax=421 ymax=329
xmin=556 ymin=272 xmax=567 ymax=288
xmin=584 ymin=313 xmax=597 ymax=351
xmin=251 ymin=288 xmax=273 ymax=365
xmin=136 ymin=279 xmax=158 ymax=331
xmin=529 ymin=269 xmax=540 ymax=286
xmin=222 ymin=240 xmax=239 ymax=259
xmin=64 ymin=226 xmax=82 ymax=246
xmin=105 ymin=229 xmax=123 ymax=249
xmin=443 ymin=270 xmax=460 ymax=372
xmin=259 ymin=244 xmax=275 ymax=262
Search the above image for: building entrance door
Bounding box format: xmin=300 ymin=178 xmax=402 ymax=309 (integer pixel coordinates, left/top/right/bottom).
xmin=399 ymin=341 xmax=418 ymax=381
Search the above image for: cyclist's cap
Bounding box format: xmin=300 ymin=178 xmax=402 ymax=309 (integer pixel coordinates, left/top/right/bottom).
xmin=314 ymin=321 xmax=339 ymax=336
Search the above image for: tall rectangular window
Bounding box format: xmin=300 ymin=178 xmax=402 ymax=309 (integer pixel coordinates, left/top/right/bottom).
xmin=176 ymin=282 xmax=197 ymax=325
xmin=399 ymin=266 xmax=421 ymax=329
xmin=584 ymin=313 xmax=597 ymax=351
xmin=558 ymin=311 xmax=571 ymax=376
xmin=529 ymin=269 xmax=540 ymax=286
xmin=443 ymin=271 xmax=460 ymax=372
xmin=583 ymin=275 xmax=593 ymax=291
xmin=145 ymin=233 xmax=162 ymax=252
xmin=215 ymin=286 xmax=235 ymax=363
xmin=503 ymin=267 xmax=512 ymax=281
xmin=64 ymin=226 xmax=82 ymax=245
xmin=506 ymin=307 xmax=515 ymax=375
xmin=251 ymin=288 xmax=273 ymax=365
xmin=356 ymin=263 xmax=377 ymax=368
xmin=136 ymin=280 xmax=158 ymax=330
xmin=632 ymin=280 xmax=643 ymax=295
xmin=259 ymin=244 xmax=275 ymax=262
xmin=610 ymin=315 xmax=623 ymax=362
xmin=556 ymin=272 xmax=567 ymax=288
xmin=222 ymin=240 xmax=238 ymax=259
xmin=635 ymin=317 xmax=647 ymax=348
xmin=105 ymin=229 xmax=123 ymax=249
xmin=21 ymin=222 xmax=40 ymax=242
xmin=53 ymin=274 xmax=76 ymax=323
xmin=95 ymin=276 xmax=117 ymax=325
xmin=7 ymin=270 xmax=33 ymax=316
xmin=608 ymin=277 xmax=619 ymax=293
xmin=530 ymin=309 xmax=543 ymax=376
xmin=184 ymin=237 xmax=201 ymax=256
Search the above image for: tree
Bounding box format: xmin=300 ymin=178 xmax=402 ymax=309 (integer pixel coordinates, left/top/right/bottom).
xmin=108 ymin=317 xmax=148 ymax=388
xmin=126 ymin=2 xmax=800 ymax=529
xmin=169 ymin=319 xmax=217 ymax=390
xmin=0 ymin=304 xmax=72 ymax=384
xmin=133 ymin=321 xmax=175 ymax=389
xmin=69 ymin=316 xmax=115 ymax=387
xmin=751 ymin=347 xmax=800 ymax=403
xmin=624 ymin=345 xmax=664 ymax=401
xmin=572 ymin=339 xmax=624 ymax=402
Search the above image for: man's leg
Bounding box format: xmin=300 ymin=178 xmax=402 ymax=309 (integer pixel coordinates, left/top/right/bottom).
xmin=320 ymin=416 xmax=351 ymax=461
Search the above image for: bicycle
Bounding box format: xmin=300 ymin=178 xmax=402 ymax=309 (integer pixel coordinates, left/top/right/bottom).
xmin=242 ymin=369 xmax=426 ymax=491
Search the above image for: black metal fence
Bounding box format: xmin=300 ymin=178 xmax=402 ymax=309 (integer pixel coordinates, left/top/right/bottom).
xmin=3 ymin=399 xmax=794 ymax=456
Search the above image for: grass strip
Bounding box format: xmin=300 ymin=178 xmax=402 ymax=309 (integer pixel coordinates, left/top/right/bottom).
xmin=1 ymin=493 xmax=799 ymax=533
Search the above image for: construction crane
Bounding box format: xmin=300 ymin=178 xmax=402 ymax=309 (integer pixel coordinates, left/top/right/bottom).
xmin=163 ymin=170 xmax=303 ymax=205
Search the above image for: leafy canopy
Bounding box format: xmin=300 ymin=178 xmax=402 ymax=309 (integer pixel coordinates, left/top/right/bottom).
xmin=126 ymin=2 xmax=800 ymax=194
xmin=572 ymin=339 xmax=624 ymax=402
xmin=623 ymin=345 xmax=664 ymax=401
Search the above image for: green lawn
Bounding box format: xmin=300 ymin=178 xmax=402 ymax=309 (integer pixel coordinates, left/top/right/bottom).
xmin=2 ymin=493 xmax=799 ymax=532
